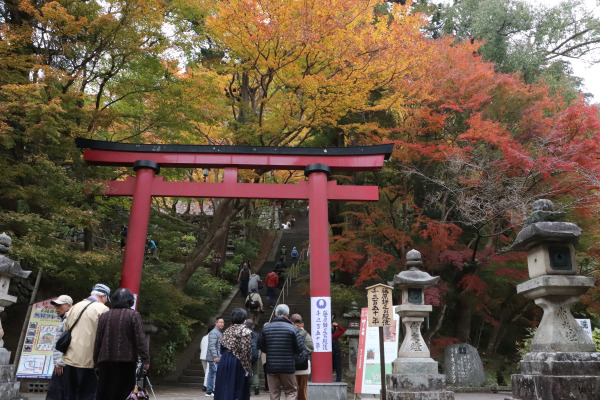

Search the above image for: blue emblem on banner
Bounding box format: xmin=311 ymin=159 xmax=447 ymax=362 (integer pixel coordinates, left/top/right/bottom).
xmin=316 ymin=299 xmax=327 ymax=309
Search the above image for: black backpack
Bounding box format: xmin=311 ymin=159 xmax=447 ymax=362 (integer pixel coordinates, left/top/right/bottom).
xmin=245 ymin=294 xmax=260 ymax=310
xmin=295 ymin=330 xmax=309 ymax=371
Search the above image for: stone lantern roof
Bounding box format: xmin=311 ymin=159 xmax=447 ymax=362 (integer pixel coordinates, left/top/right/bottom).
xmin=512 ymin=199 xmax=581 ymax=252
xmin=394 ymin=249 xmax=439 ymax=288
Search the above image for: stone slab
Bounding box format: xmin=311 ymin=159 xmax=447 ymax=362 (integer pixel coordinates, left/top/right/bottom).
xmin=516 ymin=275 xmax=594 ymax=298
xmin=0 ymin=381 xmax=19 ymax=399
xmin=511 ymin=374 xmax=600 ymax=400
xmin=0 ymin=365 xmax=15 ymax=383
xmin=444 ymin=344 xmax=486 ymax=387
xmin=392 ymin=358 xmax=438 ymax=375
xmin=386 ymin=374 xmax=447 ymax=391
xmin=308 ymin=382 xmax=347 ymax=400
xmin=519 ymin=352 xmax=600 ymax=375
xmin=387 ymin=390 xmax=454 ymax=400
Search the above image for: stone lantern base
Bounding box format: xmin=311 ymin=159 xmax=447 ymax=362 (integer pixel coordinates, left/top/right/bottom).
xmin=386 ymin=358 xmax=454 ymax=400
xmin=0 ymin=349 xmax=20 ymax=399
xmin=509 ymin=352 xmax=600 ymax=400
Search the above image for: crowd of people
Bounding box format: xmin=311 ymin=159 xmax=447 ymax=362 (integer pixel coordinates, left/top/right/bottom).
xmin=46 ymin=283 xmax=149 ymax=400
xmin=201 ymin=304 xmax=319 ymax=400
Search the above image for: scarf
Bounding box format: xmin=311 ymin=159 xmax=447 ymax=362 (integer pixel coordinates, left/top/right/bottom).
xmin=220 ymin=324 xmax=253 ymax=373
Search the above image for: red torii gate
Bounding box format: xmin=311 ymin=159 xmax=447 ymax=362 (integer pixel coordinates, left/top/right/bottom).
xmin=76 ymin=138 xmax=392 ymax=383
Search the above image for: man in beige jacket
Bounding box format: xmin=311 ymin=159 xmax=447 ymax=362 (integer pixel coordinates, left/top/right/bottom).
xmin=62 ymin=283 xmax=110 ymax=400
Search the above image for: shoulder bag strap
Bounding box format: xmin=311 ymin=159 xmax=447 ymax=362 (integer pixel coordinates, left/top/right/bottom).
xmin=67 ymin=301 xmax=94 ymax=333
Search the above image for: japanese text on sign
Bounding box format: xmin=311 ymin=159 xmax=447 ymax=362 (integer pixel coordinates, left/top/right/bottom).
xmin=311 ymin=297 xmax=332 ymax=352
xmin=366 ymin=284 xmax=394 ymax=327
xmin=16 ymin=298 xmax=62 ymax=379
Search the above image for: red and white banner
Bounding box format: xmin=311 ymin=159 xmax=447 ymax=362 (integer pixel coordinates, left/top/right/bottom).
xmin=354 ymin=306 xmax=400 ymax=394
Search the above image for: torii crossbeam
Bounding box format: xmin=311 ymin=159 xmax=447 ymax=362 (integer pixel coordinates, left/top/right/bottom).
xmin=76 ymin=138 xmax=393 ymax=383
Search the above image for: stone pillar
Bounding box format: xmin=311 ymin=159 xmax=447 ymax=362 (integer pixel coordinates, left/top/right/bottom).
xmin=387 ymin=250 xmax=454 ymax=400
xmin=0 ymin=233 xmax=31 ymax=399
xmin=509 ymin=200 xmax=600 ymax=400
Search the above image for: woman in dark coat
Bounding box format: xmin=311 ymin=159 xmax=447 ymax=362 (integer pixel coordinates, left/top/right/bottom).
xmin=214 ymin=308 xmax=253 ymax=400
xmin=93 ymin=288 xmax=149 ymax=400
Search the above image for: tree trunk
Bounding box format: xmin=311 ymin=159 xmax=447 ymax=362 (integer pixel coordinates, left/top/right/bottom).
xmin=425 ymin=304 xmax=447 ymax=341
xmin=83 ymin=228 xmax=94 ymax=251
xmin=454 ymin=293 xmax=473 ymax=343
xmin=174 ymin=198 xmax=246 ymax=289
xmin=486 ymin=302 xmax=533 ymax=356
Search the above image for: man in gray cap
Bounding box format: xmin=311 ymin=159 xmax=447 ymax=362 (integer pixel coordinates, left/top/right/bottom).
xmin=45 ymin=295 xmax=73 ymax=400
xmin=62 ymin=284 xmax=110 ymax=400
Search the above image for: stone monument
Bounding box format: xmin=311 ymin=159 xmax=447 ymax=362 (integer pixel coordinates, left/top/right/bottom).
xmin=0 ymin=233 xmax=31 ymax=399
xmin=386 ymin=249 xmax=454 ymax=400
xmin=443 ymin=343 xmax=486 ymax=387
xmin=509 ymin=199 xmax=600 ymax=400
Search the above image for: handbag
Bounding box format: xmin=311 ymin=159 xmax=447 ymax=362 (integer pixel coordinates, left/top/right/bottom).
xmin=54 ymin=301 xmax=94 ymax=353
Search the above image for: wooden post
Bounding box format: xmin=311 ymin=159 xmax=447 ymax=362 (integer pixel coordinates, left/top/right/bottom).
xmin=379 ymin=326 xmax=386 ymax=400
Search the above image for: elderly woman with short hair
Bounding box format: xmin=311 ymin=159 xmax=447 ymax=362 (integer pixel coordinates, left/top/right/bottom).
xmin=214 ymin=308 xmax=253 ymax=400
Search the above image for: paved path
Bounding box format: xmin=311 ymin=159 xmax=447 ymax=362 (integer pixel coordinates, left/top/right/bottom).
xmin=21 ymin=386 xmax=512 ymax=400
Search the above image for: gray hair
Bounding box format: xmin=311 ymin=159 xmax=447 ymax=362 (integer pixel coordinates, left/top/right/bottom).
xmin=275 ymin=304 xmax=289 ymax=317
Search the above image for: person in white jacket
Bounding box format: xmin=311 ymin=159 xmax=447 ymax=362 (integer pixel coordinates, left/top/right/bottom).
xmin=200 ymin=334 xmax=209 ymax=392
xmin=45 ymin=295 xmax=73 ymax=400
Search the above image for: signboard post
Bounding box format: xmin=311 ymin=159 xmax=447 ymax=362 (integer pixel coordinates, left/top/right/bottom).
xmin=366 ymin=283 xmax=394 ymax=400
xmin=16 ymin=299 xmax=61 ymax=379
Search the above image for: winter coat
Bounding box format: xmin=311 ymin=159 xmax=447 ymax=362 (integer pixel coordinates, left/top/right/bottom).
xmin=258 ymin=316 xmax=305 ymax=374
xmin=206 ymin=326 xmax=223 ymax=361
xmin=62 ymin=299 xmax=109 ymax=369
xmin=248 ymin=274 xmax=262 ymax=292
xmin=294 ymin=329 xmax=314 ymax=376
xmin=93 ymin=308 xmax=149 ymax=366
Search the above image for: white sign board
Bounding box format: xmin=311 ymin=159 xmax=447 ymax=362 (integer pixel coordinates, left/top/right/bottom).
xmin=311 ymin=296 xmax=332 ymax=352
xmin=576 ymin=319 xmax=593 ymax=339
xmin=354 ymin=306 xmax=400 ymax=394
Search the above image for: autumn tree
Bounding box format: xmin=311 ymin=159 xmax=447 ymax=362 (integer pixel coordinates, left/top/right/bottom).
xmin=166 ymin=0 xmax=436 ymax=287
xmin=330 ymin=35 xmax=600 ymax=350
xmin=436 ymin=0 xmax=600 ymax=95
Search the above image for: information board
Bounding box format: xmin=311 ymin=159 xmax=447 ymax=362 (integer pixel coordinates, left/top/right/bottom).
xmin=16 ymin=299 xmax=61 ymax=379
xmin=354 ymin=306 xmax=400 ymax=394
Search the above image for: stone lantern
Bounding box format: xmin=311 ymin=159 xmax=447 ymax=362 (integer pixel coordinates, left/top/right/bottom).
xmin=0 ymin=233 xmax=31 ymax=399
xmin=509 ymin=200 xmax=600 ymax=400
xmin=387 ymin=249 xmax=454 ymax=400
xmin=343 ymin=301 xmax=361 ymax=375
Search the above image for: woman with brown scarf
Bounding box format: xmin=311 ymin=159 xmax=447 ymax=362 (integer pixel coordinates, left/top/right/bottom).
xmin=214 ymin=308 xmax=253 ymax=400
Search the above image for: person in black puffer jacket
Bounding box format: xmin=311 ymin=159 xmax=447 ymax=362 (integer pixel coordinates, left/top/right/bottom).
xmin=258 ymin=304 xmax=306 ymax=400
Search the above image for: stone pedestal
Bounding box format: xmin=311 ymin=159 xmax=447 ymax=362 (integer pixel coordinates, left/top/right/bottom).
xmin=387 ymin=358 xmax=453 ymax=400
xmin=308 ymin=382 xmax=347 ymax=400
xmin=511 ymin=352 xmax=600 ymax=400
xmin=516 ymin=275 xmax=596 ymax=352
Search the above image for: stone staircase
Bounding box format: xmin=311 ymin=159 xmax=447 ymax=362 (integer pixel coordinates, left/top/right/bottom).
xmin=168 ymin=214 xmax=311 ymax=388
